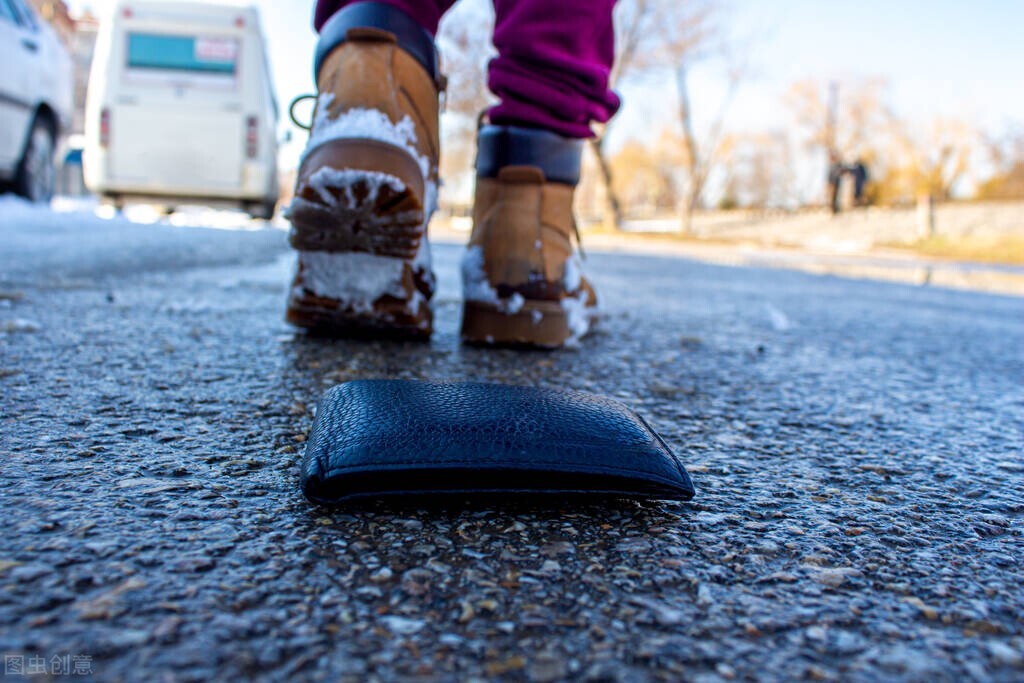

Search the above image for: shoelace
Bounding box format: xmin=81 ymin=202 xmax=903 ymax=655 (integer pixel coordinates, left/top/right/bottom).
xmin=289 ymin=94 xmax=317 ymax=131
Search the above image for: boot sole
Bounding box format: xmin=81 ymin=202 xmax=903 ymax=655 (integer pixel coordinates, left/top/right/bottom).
xmin=288 ymin=139 xmax=428 ymax=260
xmin=286 ymin=138 xmax=433 ymax=338
xmin=460 ymin=300 xmax=593 ymax=349
xmin=287 ymin=289 xmax=432 ymax=341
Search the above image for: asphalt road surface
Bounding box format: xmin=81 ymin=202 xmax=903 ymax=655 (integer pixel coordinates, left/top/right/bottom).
xmin=2 ymin=205 xmax=1022 ymax=682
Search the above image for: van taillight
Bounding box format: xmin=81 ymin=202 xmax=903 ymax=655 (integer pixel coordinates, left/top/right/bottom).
xmin=245 ymin=116 xmax=258 ymax=159
xmin=100 ymin=108 xmax=111 ymax=148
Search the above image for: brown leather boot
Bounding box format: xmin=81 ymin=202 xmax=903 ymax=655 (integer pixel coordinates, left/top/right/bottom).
xmin=461 ymin=126 xmax=598 ymax=349
xmin=285 ymin=2 xmax=442 ymax=339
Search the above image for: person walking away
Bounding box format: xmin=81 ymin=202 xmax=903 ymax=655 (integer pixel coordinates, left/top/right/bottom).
xmin=826 ymin=150 xmax=843 ymax=215
xmin=849 ymin=159 xmax=868 ymax=206
xmin=286 ymin=0 xmax=619 ymax=348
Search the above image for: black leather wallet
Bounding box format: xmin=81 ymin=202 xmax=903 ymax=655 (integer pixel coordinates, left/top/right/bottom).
xmin=300 ymin=380 xmax=695 ymax=504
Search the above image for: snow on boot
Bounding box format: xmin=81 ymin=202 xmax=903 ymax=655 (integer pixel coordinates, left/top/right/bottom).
xmin=461 ymin=125 xmax=598 ymax=349
xmin=286 ymin=2 xmax=441 ymax=338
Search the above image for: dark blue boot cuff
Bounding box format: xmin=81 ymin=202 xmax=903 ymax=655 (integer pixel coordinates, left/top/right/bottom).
xmin=476 ymin=126 xmax=583 ymax=185
xmin=314 ymin=2 xmax=439 ymax=84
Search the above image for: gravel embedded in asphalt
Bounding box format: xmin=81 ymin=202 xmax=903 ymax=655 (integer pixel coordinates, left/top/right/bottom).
xmin=1 ymin=225 xmax=1022 ymax=682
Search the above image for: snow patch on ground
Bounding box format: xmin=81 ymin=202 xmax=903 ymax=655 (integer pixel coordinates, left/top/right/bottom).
xmin=1 ymin=318 xmax=41 ymax=333
xmin=304 ymin=96 xmax=431 ymax=181
xmin=766 ymin=302 xmax=793 ymax=331
xmin=0 ymin=195 xmax=286 ymax=287
xmin=297 ymin=250 xmax=408 ymax=313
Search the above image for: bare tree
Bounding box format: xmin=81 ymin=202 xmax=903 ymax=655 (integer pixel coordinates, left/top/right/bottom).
xmin=437 ymin=0 xmax=495 ymax=120
xmin=434 ymin=0 xmax=729 ymax=227
xmin=885 ymin=117 xmax=977 ymax=202
xmin=674 ymin=56 xmax=745 ymax=232
xmin=977 ymin=126 xmax=1024 ymax=199
xmin=784 ymin=77 xmax=893 ymax=206
xmin=785 ymin=77 xmax=892 ymax=159
xmin=718 ymin=130 xmax=795 ymax=209
xmin=609 ymin=139 xmax=677 ymax=215
xmin=786 ymin=79 xmax=978 ymax=205
xmin=590 ymin=0 xmax=721 ymax=230
xmin=436 ymin=0 xmax=496 ymax=209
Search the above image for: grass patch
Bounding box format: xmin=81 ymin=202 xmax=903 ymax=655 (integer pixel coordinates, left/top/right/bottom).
xmin=882 ymin=235 xmax=1024 ymax=266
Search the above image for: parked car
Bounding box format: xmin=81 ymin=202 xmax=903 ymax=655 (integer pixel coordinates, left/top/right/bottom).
xmin=84 ymin=0 xmax=280 ymax=218
xmin=0 ymin=0 xmax=73 ymax=202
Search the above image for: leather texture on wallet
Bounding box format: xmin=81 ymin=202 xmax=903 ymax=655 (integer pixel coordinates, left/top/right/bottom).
xmin=301 ymin=380 xmax=695 ymax=504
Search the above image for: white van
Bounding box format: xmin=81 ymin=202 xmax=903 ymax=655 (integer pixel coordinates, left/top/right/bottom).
xmin=84 ymin=0 xmax=279 ymax=218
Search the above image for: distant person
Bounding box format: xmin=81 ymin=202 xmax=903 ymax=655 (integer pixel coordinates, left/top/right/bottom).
xmin=285 ymin=1 xmax=619 ymax=348
xmin=849 ymin=159 xmax=868 ymax=206
xmin=826 ymin=151 xmax=843 ymax=214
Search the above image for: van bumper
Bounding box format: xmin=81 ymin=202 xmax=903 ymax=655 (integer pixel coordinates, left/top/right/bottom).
xmin=86 ymin=160 xmax=277 ymax=205
xmin=241 ymin=162 xmax=275 ymax=199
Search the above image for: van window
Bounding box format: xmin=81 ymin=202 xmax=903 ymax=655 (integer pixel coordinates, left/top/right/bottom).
xmin=126 ymin=32 xmax=239 ymax=80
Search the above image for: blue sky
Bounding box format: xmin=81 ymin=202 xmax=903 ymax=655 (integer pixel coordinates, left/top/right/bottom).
xmin=617 ymin=0 xmax=1022 ymax=141
xmin=70 ymin=0 xmax=1022 ymax=172
xmin=740 ymin=0 xmax=1019 ymax=127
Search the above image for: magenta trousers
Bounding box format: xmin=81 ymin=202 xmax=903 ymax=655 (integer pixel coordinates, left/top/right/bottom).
xmin=313 ymin=0 xmax=619 ymax=138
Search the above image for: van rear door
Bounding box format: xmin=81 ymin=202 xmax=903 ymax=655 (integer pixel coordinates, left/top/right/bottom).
xmin=107 ymin=30 xmax=245 ymax=194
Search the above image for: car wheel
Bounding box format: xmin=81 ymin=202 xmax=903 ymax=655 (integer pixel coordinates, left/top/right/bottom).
xmin=247 ymin=201 xmax=276 ymax=220
xmin=15 ymin=118 xmax=56 ymax=203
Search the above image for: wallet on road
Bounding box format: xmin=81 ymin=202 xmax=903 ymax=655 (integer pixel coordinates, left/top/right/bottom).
xmin=300 ymin=380 xmax=695 ymax=505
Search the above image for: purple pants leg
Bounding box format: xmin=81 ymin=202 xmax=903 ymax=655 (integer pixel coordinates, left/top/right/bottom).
xmin=313 ymin=0 xmax=619 ymax=138
xmin=314 ymin=0 xmax=454 ymax=36
xmin=488 ymin=0 xmax=619 ymax=138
